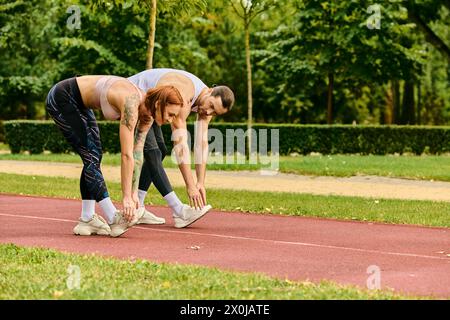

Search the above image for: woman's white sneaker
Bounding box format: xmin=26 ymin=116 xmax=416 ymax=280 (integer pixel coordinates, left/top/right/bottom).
xmin=109 ymin=211 xmax=134 ymax=237
xmin=73 ymin=214 xmax=111 ymax=236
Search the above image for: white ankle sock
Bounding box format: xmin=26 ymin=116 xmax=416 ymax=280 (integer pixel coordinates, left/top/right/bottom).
xmin=164 ymin=191 xmax=183 ymax=217
xmin=138 ymin=189 xmax=147 ymax=208
xmin=98 ymin=197 xmax=117 ymax=224
xmin=81 ymin=200 xmax=96 ymax=222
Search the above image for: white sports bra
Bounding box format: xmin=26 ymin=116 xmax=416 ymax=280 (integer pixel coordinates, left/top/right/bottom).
xmin=93 ymin=76 xmax=143 ymax=120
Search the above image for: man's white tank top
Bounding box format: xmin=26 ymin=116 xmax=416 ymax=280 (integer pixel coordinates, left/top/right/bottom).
xmin=128 ymin=68 xmax=207 ymax=111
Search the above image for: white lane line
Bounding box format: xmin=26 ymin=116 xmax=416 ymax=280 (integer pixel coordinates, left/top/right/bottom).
xmin=1 ymin=212 xmax=448 ymax=261
xmin=0 ymin=213 xmax=75 ymax=224
xmin=132 ymin=227 xmax=450 ymax=261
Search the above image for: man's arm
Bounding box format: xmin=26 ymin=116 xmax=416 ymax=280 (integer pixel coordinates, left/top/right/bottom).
xmin=171 ymin=116 xmax=205 ymax=209
xmin=194 ymin=114 xmax=212 ymax=205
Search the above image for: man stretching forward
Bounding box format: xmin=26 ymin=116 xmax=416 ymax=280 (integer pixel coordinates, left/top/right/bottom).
xmin=128 ymin=68 xmax=235 ymax=228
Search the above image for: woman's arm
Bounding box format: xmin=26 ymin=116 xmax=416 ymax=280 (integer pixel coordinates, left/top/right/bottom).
xmin=119 ymin=93 xmax=140 ymax=221
xmin=132 ymin=119 xmax=152 ymax=196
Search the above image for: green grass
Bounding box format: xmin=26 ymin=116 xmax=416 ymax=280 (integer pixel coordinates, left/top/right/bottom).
xmin=0 ymin=152 xmax=120 ymax=164
xmin=3 ymin=148 xmax=450 ymax=181
xmin=278 ymin=154 xmax=450 ymax=181
xmin=0 ymin=244 xmax=415 ymax=299
xmin=1 ymin=173 xmax=449 ymax=227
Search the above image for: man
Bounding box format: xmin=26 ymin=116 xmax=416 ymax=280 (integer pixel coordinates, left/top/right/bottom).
xmin=128 ymin=68 xmax=235 ymax=228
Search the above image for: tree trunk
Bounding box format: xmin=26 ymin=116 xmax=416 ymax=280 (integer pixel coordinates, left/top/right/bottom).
xmin=384 ymin=82 xmax=393 ymax=124
xmin=327 ymin=73 xmax=334 ymax=124
xmin=245 ymin=23 xmax=253 ymax=155
xmin=417 ymin=82 xmax=421 ymax=125
xmin=146 ymin=0 xmax=157 ymax=69
xmin=392 ymin=80 xmax=401 ymax=124
xmin=25 ymin=100 xmax=36 ymax=119
xmin=401 ymin=81 xmax=415 ymax=124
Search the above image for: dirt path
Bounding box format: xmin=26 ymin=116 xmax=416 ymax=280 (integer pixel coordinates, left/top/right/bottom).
xmin=1 ymin=194 xmax=449 ymax=298
xmin=2 ymin=160 xmax=450 ymax=201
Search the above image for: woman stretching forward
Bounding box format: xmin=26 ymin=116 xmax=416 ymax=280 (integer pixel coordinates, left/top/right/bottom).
xmin=46 ymin=75 xmax=183 ymax=237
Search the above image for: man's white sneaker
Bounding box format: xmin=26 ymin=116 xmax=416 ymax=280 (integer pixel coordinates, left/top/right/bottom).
xmin=136 ymin=207 xmax=166 ymax=225
xmin=109 ymin=211 xmax=135 ymax=238
xmin=73 ymin=214 xmax=111 ymax=236
xmin=174 ymin=204 xmax=212 ymax=229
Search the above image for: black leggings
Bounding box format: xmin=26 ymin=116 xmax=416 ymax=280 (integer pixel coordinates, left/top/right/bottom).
xmin=138 ymin=122 xmax=173 ymax=196
xmin=46 ymin=78 xmax=109 ymax=202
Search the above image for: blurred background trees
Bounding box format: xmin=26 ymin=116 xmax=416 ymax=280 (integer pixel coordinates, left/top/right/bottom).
xmin=0 ymin=0 xmax=448 ymax=125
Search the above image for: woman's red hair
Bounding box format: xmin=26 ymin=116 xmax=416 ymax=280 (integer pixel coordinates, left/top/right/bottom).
xmin=143 ymin=85 xmax=183 ymax=124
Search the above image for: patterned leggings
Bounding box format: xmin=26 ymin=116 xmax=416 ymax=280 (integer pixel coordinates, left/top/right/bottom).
xmin=46 ymin=78 xmax=109 ymax=201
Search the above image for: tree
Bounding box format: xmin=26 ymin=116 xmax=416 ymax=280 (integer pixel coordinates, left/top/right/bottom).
xmin=0 ymin=0 xmax=61 ymax=119
xmin=93 ymin=0 xmax=206 ymax=69
xmin=405 ymin=0 xmax=450 ymax=63
xmin=229 ymin=0 xmax=276 ymax=153
xmin=258 ymin=0 xmax=425 ymax=124
xmin=147 ymin=0 xmax=157 ymax=69
xmin=0 ymin=0 xmax=448 ymax=126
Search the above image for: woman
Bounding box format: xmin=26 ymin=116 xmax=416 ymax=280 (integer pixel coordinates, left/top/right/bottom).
xmin=46 ymin=75 xmax=183 ymax=237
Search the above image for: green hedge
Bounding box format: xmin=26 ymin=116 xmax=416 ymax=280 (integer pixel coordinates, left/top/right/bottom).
xmin=4 ymin=120 xmax=450 ymax=155
xmin=0 ymin=120 xmax=4 ymax=143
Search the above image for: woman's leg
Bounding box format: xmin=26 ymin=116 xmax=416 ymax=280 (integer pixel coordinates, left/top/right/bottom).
xmin=79 ymin=168 xmax=95 ymax=221
xmin=82 ymin=106 xmax=117 ymax=224
xmin=46 ymin=78 xmax=115 ymax=223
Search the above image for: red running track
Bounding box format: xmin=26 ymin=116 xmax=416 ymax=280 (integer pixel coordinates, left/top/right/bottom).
xmin=0 ymin=194 xmax=449 ymax=298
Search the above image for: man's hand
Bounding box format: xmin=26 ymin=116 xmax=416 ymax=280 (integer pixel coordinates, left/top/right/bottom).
xmin=122 ymin=195 xmax=136 ymax=222
xmin=187 ymin=184 xmax=205 ymax=210
xmin=196 ymin=183 xmax=207 ymax=206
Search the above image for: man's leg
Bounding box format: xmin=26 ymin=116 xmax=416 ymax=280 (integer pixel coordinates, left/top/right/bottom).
xmin=139 ymin=123 xmax=184 ymax=216
xmin=139 ymin=123 xmax=212 ymax=228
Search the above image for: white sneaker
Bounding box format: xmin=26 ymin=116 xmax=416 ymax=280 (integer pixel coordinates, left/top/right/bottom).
xmin=136 ymin=207 xmax=166 ymax=225
xmin=73 ymin=214 xmax=111 ymax=236
xmin=109 ymin=211 xmax=135 ymax=238
xmin=174 ymin=204 xmax=212 ymax=229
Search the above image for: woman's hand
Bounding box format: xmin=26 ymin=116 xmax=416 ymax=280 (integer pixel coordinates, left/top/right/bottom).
xmin=122 ymin=195 xmax=136 ymax=222
xmin=132 ymin=190 xmax=140 ymax=208
xmin=187 ymin=184 xmax=205 ymax=210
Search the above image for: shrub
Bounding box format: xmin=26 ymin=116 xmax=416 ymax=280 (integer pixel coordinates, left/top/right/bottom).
xmin=4 ymin=121 xmax=450 ymax=155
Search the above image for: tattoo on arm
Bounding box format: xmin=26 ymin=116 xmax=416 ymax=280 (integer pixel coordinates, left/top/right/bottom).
xmin=131 ymin=127 xmax=147 ymax=193
xmin=121 ymin=94 xmax=139 ymax=131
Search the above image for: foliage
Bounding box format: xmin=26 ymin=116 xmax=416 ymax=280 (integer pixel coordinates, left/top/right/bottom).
xmin=254 ymin=0 xmax=428 ymax=124
xmin=0 ymin=0 xmax=448 ymax=125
